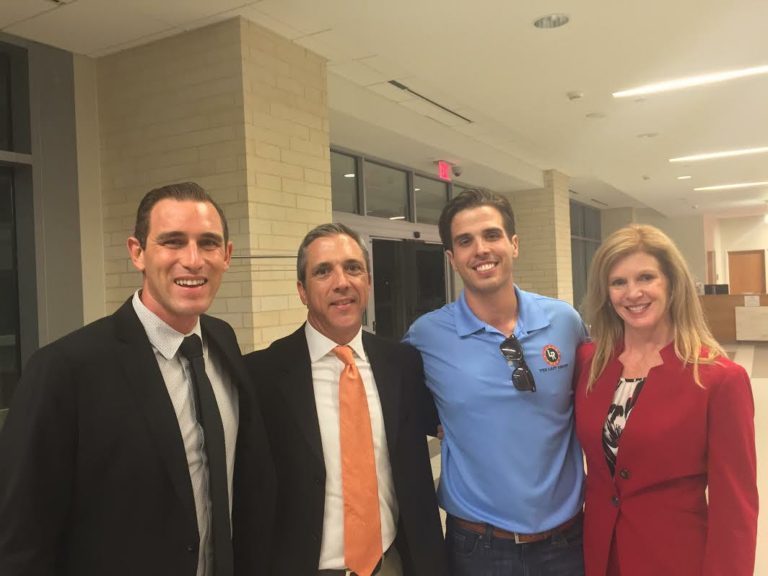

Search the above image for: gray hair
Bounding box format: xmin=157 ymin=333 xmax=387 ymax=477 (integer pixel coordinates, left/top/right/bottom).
xmin=296 ymin=223 xmax=370 ymax=284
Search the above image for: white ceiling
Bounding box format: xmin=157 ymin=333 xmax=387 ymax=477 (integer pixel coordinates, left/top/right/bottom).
xmin=4 ymin=0 xmax=768 ymax=218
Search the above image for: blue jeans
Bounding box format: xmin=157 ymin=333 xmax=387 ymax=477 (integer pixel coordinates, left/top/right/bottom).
xmin=446 ymin=515 xmax=585 ymax=576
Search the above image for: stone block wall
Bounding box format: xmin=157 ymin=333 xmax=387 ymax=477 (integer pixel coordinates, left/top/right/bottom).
xmin=97 ymin=18 xmax=330 ymax=350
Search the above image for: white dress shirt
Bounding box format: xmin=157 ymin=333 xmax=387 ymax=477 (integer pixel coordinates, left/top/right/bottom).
xmin=133 ymin=291 xmax=239 ymax=576
xmin=304 ymin=322 xmax=398 ymax=570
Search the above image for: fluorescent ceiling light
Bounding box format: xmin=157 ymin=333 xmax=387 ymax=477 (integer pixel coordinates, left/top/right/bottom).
xmin=669 ymin=146 xmax=768 ymax=163
xmin=343 ymin=173 xmax=355 ymax=178
xmin=694 ymin=181 xmax=768 ymax=192
xmin=677 ymin=175 xmax=692 ymax=180
xmin=389 ymin=216 xmax=406 ymax=220
xmin=613 ymin=64 xmax=768 ymax=98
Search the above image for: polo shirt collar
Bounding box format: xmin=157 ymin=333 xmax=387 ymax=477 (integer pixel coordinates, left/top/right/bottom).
xmin=455 ymin=285 xmax=551 ymax=337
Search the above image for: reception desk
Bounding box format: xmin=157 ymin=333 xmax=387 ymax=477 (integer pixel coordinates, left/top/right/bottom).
xmin=700 ymin=294 xmax=768 ymax=342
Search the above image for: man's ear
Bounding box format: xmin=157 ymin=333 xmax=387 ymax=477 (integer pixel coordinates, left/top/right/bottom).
xmin=510 ymin=234 xmax=519 ymax=258
xmin=297 ymin=280 xmax=308 ymax=306
xmin=223 ymin=241 xmax=233 ymax=269
xmin=446 ymin=249 xmax=457 ymax=271
xmin=127 ymin=237 xmax=145 ymax=272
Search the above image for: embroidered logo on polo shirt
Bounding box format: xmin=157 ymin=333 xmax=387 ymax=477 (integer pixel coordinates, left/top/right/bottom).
xmin=542 ymin=344 xmax=561 ymax=366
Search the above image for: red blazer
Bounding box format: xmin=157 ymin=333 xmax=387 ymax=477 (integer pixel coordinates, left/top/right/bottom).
xmin=574 ymin=342 xmax=758 ymax=576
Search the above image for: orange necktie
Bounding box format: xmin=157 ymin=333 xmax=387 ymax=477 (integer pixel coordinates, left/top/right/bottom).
xmin=333 ymin=345 xmax=382 ymax=576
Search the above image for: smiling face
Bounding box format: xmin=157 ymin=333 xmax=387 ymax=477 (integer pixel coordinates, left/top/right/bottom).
xmin=608 ymin=250 xmax=672 ymax=336
xmin=297 ymin=233 xmax=370 ymax=345
xmin=447 ymin=205 xmax=519 ymax=297
xmin=127 ymin=199 xmax=232 ymax=334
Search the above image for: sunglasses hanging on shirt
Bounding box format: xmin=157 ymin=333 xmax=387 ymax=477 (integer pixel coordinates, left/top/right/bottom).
xmin=499 ymin=335 xmax=536 ymax=392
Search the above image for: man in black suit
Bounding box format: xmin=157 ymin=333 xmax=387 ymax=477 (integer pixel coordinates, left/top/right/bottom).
xmin=245 ymin=223 xmax=445 ymax=576
xmin=0 ymin=182 xmax=275 ymax=576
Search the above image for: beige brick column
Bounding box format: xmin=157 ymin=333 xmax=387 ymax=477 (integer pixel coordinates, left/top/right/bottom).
xmin=510 ymin=169 xmax=574 ymax=303
xmin=97 ymin=18 xmax=330 ymax=351
xmin=241 ymin=19 xmax=330 ymax=350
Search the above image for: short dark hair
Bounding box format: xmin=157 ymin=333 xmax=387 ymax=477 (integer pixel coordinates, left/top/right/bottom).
xmin=438 ymin=188 xmax=516 ymax=250
xmin=133 ymin=182 xmax=229 ymax=249
xmin=297 ymin=223 xmax=370 ymax=284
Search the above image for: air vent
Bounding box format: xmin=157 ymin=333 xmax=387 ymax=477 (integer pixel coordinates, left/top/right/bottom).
xmin=388 ymin=80 xmax=472 ymax=124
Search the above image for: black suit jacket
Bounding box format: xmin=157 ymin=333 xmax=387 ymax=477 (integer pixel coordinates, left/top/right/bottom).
xmin=245 ymin=326 xmax=445 ymax=576
xmin=0 ymin=299 xmax=276 ymax=576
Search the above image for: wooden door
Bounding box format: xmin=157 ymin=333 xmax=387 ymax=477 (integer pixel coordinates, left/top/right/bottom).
xmin=728 ymin=250 xmax=766 ymax=294
xmin=706 ymin=250 xmax=716 ymax=283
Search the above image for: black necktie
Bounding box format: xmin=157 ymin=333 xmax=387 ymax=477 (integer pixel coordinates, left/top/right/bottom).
xmin=179 ymin=334 xmax=233 ymax=576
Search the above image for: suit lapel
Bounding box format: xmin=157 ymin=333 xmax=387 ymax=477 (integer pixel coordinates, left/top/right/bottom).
xmin=114 ymin=300 xmax=197 ymax=527
xmin=363 ymin=332 xmax=401 ymax=456
xmin=276 ymin=328 xmax=325 ymax=463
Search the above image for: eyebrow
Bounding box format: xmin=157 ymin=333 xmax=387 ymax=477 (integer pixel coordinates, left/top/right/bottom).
xmin=311 ymin=258 xmax=364 ymax=271
xmin=153 ymin=231 xmax=224 ymax=243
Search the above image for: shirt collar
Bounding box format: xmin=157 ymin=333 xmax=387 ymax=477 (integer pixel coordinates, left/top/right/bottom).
xmin=304 ymin=321 xmax=366 ymax=364
xmin=455 ymin=285 xmax=551 ymax=338
xmin=132 ymin=290 xmax=203 ymax=360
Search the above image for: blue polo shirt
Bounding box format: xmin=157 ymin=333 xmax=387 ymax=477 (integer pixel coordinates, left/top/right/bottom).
xmin=404 ymin=285 xmax=588 ymax=533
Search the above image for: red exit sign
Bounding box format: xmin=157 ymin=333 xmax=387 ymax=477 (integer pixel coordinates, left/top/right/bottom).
xmin=437 ymin=160 xmax=452 ymax=181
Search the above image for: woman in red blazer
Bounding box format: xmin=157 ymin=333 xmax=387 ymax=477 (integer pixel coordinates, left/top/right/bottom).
xmin=574 ymin=224 xmax=758 ymax=576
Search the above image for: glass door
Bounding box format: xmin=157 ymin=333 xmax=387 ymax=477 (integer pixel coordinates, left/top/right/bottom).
xmin=371 ymin=238 xmax=446 ymax=341
xmin=0 ymin=167 xmax=20 ymax=424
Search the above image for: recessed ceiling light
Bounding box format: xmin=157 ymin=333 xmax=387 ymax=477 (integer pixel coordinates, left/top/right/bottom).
xmin=613 ymin=64 xmax=768 ymax=98
xmin=414 ymin=188 xmax=421 ymax=192
xmin=343 ymin=173 xmax=356 ymax=178
xmin=677 ymin=175 xmax=692 ymax=180
xmin=534 ymin=14 xmax=570 ymax=29
xmin=694 ymin=181 xmax=768 ymax=191
xmin=669 ymin=146 xmax=768 ymax=162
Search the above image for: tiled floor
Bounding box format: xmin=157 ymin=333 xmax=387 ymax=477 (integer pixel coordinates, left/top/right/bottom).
xmin=428 ymin=341 xmax=767 ymax=574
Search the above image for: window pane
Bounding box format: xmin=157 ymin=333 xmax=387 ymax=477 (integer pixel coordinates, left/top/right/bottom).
xmin=331 ymin=151 xmax=358 ymax=214
xmin=364 ymin=161 xmax=408 ymax=220
xmin=414 ymin=175 xmax=447 ymax=225
xmin=0 ymin=168 xmax=19 ymax=413
xmin=571 ymin=238 xmax=587 ymax=313
xmin=0 ymin=51 xmax=11 ymax=151
xmin=584 ymin=207 xmax=601 ymax=240
xmin=453 ymin=184 xmax=470 ymax=198
xmin=570 ymin=201 xmax=585 ymax=237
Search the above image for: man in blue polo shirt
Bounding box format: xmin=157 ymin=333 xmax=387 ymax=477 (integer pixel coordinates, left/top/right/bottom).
xmin=404 ymin=189 xmax=587 ymax=576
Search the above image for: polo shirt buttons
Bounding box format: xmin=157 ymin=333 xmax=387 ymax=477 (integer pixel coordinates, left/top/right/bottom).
xmin=186 ymin=542 xmax=198 ymax=554
xmin=611 ymin=495 xmax=620 ymax=507
xmin=619 ymin=468 xmax=631 ymax=480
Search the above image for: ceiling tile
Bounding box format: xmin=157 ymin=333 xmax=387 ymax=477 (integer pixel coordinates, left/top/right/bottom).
xmin=5 ymin=0 xmax=171 ymax=56
xmin=0 ymin=0 xmax=56 ymax=29
xmin=328 ymin=61 xmax=385 ymax=87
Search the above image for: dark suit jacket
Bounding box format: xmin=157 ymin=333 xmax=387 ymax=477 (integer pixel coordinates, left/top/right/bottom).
xmin=574 ymin=342 xmax=758 ymax=576
xmin=0 ymin=298 xmax=276 ymax=576
xmin=245 ymin=326 xmax=445 ymax=576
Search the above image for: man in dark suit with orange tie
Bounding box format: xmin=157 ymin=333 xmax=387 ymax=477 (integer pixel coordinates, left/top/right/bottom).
xmin=245 ymin=223 xmax=444 ymax=576
xmin=0 ymin=182 xmax=275 ymax=576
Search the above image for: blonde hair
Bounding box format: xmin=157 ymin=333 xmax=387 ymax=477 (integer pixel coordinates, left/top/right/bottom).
xmin=584 ymin=224 xmax=723 ymax=390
